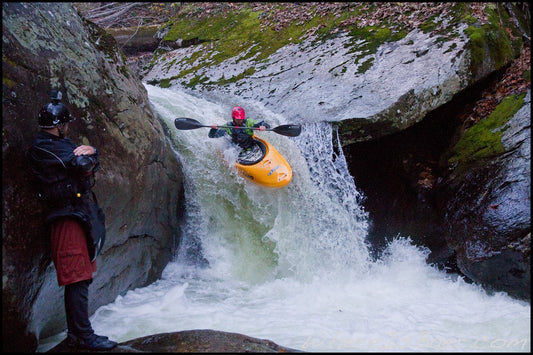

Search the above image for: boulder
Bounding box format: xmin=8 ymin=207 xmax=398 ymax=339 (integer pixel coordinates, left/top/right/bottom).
xmin=105 ymin=25 xmax=161 ymax=55
xmin=142 ymin=3 xmax=520 ymax=142
xmin=439 ymin=91 xmax=530 ymax=299
xmin=2 ymin=3 xmax=184 ymax=352
xmin=48 ymin=329 xmax=302 ymax=353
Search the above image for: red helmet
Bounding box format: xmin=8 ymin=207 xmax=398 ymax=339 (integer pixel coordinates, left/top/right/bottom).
xmin=232 ymin=106 xmax=245 ymax=120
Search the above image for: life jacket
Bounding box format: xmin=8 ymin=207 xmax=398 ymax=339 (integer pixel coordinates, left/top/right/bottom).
xmin=208 ymin=118 xmax=270 ymax=149
xmin=28 ymin=131 xmax=105 ymax=261
xmin=29 ymin=134 xmax=98 ymax=205
xmin=226 ymin=120 xmax=255 ymax=149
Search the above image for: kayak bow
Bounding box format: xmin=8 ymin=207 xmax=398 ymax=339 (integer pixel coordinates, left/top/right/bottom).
xmin=235 ymin=137 xmax=292 ymax=188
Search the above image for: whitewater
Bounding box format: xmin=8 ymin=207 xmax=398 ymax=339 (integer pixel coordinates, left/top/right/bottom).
xmin=38 ymin=84 xmax=530 ymax=352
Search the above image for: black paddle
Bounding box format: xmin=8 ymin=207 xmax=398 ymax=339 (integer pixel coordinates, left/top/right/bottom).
xmin=174 ymin=117 xmax=302 ymax=137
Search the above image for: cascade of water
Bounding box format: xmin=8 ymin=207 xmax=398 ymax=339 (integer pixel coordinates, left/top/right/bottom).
xmin=147 ymin=84 xmax=371 ymax=282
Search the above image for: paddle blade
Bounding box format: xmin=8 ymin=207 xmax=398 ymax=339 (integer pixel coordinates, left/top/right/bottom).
xmin=174 ymin=117 xmax=206 ymax=130
xmin=273 ymin=124 xmax=302 ymax=137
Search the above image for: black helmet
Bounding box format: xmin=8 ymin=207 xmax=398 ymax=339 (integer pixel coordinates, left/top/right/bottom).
xmin=50 ymin=89 xmax=62 ymax=103
xmin=38 ymin=102 xmax=74 ymax=128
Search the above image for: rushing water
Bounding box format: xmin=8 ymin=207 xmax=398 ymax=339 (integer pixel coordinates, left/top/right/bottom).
xmin=38 ymin=84 xmax=530 ymax=352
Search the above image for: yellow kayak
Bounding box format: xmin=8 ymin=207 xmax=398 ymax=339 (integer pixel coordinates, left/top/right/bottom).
xmin=235 ymin=136 xmax=292 ymax=188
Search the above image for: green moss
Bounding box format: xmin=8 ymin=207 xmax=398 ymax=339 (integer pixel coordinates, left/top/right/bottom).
xmin=378 ymin=27 xmax=394 ymax=40
xmin=463 ymin=15 xmax=479 ymax=25
xmin=3 ymin=76 xmax=16 ymax=88
xmin=444 ymin=42 xmax=457 ymax=54
xmin=391 ymin=30 xmax=408 ymax=42
xmin=420 ymin=15 xmax=439 ymax=33
xmin=152 ymin=2 xmax=522 ymax=86
xmin=185 ymin=74 xmax=209 ymax=89
xmin=84 ymin=19 xmax=121 ymax=62
xmin=357 ymin=58 xmax=374 ymax=74
xmin=159 ymin=3 xmax=365 ymax=78
xmin=146 ymin=79 xmax=159 ymax=86
xmin=214 ymin=67 xmax=256 ymax=86
xmin=345 ymin=25 xmax=402 ymax=74
xmin=155 ymin=3 xmax=415 ymax=80
xmin=522 ymin=69 xmax=530 ymax=82
xmin=449 ymin=93 xmax=525 ymax=165
xmin=163 ymin=8 xmax=267 ymax=65
xmin=464 ymin=3 xmax=519 ymax=76
xmin=159 ymin=78 xmax=172 ymax=88
xmin=119 ymin=65 xmax=130 ymax=79
xmin=184 ymin=51 xmax=204 ymax=66
xmin=464 ymin=25 xmax=486 ymax=74
xmin=486 ymin=27 xmax=514 ymax=68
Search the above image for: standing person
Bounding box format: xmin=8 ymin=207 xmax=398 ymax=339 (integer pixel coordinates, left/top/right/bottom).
xmin=208 ymin=106 xmax=270 ymax=150
xmin=28 ymin=90 xmax=117 ymax=351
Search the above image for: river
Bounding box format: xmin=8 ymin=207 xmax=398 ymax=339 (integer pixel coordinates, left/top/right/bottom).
xmin=38 ymin=84 xmax=530 ymax=352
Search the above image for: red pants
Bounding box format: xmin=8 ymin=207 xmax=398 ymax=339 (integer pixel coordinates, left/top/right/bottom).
xmin=50 ymin=217 xmax=96 ymax=286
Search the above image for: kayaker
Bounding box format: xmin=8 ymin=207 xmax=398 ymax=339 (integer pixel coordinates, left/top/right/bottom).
xmin=208 ymin=106 xmax=270 ymax=150
xmin=28 ymin=90 xmax=117 ymax=351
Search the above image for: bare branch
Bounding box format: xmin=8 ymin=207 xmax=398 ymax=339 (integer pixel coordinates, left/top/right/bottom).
xmin=84 ymin=3 xmax=126 ymax=19
xmin=121 ymin=18 xmax=143 ymax=48
xmin=84 ymin=2 xmax=151 ymax=25
xmin=82 ymin=2 xmax=120 ymax=15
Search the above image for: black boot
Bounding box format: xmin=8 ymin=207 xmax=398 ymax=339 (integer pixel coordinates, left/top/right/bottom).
xmin=64 ymin=280 xmax=117 ymax=351
xmin=66 ymin=332 xmax=117 ymax=351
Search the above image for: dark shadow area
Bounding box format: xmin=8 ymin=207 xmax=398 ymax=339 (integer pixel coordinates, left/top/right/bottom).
xmin=343 ymin=67 xmax=508 ymax=273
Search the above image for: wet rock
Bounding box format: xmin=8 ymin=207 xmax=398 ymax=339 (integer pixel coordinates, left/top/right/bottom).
xmin=2 ymin=3 xmax=184 ymax=352
xmin=105 ymin=25 xmax=160 ymax=55
xmin=440 ymin=91 xmax=530 ymax=300
xmin=47 ymin=329 xmax=302 ymax=353
xmin=145 ymin=28 xmax=473 ymax=139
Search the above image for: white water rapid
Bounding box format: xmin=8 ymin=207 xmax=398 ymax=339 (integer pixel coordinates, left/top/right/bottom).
xmin=38 ymin=84 xmax=530 ymax=352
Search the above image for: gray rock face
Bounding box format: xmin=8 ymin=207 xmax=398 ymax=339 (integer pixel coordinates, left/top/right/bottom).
xmin=345 ymin=88 xmax=530 ymax=301
xmin=2 ymin=3 xmax=183 ymax=352
xmin=441 ymin=91 xmax=531 ymax=300
xmin=145 ymin=28 xmax=471 ymax=139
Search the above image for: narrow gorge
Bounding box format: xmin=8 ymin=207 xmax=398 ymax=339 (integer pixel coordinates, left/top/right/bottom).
xmin=2 ymin=2 xmax=530 ymax=352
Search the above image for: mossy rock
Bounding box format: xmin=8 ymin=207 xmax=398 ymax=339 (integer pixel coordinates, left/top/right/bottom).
xmin=448 ymin=93 xmax=526 ymax=167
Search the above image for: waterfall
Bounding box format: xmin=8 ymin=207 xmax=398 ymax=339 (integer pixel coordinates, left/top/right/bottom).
xmin=38 ymin=84 xmax=529 ymax=352
xmin=148 ymin=84 xmax=370 ymax=282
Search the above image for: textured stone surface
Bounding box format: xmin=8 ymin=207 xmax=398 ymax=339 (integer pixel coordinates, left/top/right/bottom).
xmin=441 ymin=91 xmax=531 ymax=300
xmin=48 ymin=329 xmax=302 ymax=353
xmin=2 ymin=3 xmax=184 ymax=352
xmin=144 ymin=28 xmax=471 ymax=141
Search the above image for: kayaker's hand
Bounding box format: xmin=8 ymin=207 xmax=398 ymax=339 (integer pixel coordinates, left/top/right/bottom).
xmin=210 ymin=125 xmax=219 ymax=129
xmin=258 ymin=126 xmax=266 ymax=131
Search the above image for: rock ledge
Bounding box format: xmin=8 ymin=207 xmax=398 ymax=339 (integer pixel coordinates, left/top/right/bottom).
xmin=48 ymin=329 xmax=303 ymax=353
